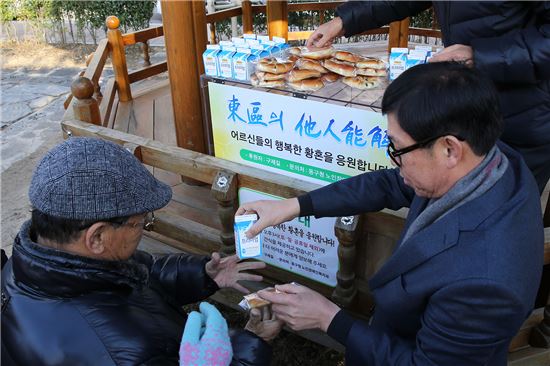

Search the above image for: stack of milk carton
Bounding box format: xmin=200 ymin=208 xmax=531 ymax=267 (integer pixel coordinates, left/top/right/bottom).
xmin=389 ymin=45 xmax=443 ymax=81
xmin=202 ymin=35 xmax=289 ymax=81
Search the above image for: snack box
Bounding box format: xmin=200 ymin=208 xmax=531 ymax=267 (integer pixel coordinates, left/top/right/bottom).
xmin=218 ymin=46 xmax=237 ymax=79
xmin=233 ymin=48 xmax=257 ymax=81
xmin=389 ymin=47 xmax=409 ymax=81
xmin=238 ymin=288 xmax=281 ymax=310
xmin=234 ymin=214 xmax=263 ymax=259
xmin=202 ymin=44 xmax=221 ymax=77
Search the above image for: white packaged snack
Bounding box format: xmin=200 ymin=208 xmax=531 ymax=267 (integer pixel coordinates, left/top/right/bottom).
xmin=234 ymin=214 xmax=263 ymax=259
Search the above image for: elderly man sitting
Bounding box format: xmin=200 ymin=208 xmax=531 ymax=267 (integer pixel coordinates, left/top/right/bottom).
xmin=238 ymin=62 xmax=544 ymax=366
xmin=1 ymin=137 xmax=279 ymax=365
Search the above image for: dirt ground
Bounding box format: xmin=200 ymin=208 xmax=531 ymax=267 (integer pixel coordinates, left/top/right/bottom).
xmin=1 ymin=41 xmax=345 ymax=365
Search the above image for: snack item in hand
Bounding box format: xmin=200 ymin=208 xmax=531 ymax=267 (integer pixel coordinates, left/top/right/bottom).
xmin=300 ymin=46 xmax=335 ymax=60
xmin=342 ymin=75 xmax=381 ymax=90
xmin=333 ymin=51 xmax=365 ymax=63
xmin=294 ymin=58 xmax=328 ymax=74
xmin=288 ymin=78 xmax=324 ymax=92
xmin=323 ymin=58 xmax=356 ymax=77
xmin=286 ymin=69 xmax=322 ymax=82
xmin=239 ymin=288 xmax=281 ymax=310
xmin=356 ymin=68 xmax=387 ymax=77
xmin=321 ymin=72 xmax=340 ymax=83
xmin=356 ymin=57 xmax=387 ymax=70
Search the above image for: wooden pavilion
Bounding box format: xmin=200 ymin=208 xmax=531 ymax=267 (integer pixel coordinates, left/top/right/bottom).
xmin=60 ymin=1 xmax=549 ymax=364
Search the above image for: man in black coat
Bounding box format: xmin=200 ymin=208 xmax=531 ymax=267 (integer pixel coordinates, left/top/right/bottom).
xmin=1 ymin=137 xmax=280 ymax=365
xmin=308 ymin=1 xmax=550 ymax=192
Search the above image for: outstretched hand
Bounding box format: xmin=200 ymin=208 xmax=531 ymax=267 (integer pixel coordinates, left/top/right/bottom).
xmin=429 ymin=44 xmax=474 ymax=67
xmin=306 ymin=17 xmax=345 ymax=48
xmin=258 ymin=283 xmax=341 ymax=332
xmin=205 ymin=253 xmax=266 ymax=293
xmin=236 ymin=198 xmax=301 ymax=239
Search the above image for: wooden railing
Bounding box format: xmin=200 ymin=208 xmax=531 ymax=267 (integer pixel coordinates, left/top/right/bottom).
xmin=63 ymin=16 xmax=168 ymax=128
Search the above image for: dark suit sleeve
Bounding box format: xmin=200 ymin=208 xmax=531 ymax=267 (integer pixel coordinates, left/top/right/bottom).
xmin=471 ymin=2 xmax=550 ymax=84
xmin=229 ymin=329 xmax=272 ymax=366
xmin=336 ymin=1 xmax=432 ymax=37
xmin=299 ymin=168 xmax=414 ymax=218
xmin=137 ymin=251 xmax=219 ymax=305
xmin=329 ymin=279 xmax=526 ymax=365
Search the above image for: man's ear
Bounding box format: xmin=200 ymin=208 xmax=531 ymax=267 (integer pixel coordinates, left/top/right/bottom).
xmin=84 ymin=222 xmax=109 ymax=256
xmin=441 ymin=136 xmax=463 ymax=169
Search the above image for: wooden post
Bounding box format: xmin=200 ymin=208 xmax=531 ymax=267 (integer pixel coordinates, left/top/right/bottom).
xmin=267 ymin=0 xmax=288 ymax=40
xmin=399 ymin=17 xmax=410 ymax=48
xmin=211 ymin=170 xmax=238 ymax=255
xmin=160 ymin=0 xmax=207 ymax=154
xmin=332 ymin=215 xmax=360 ymax=307
xmin=142 ymin=41 xmax=151 ymax=67
xmin=388 ymin=20 xmax=401 ymax=52
xmin=71 ymin=77 xmax=101 ymax=126
xmin=106 ymin=16 xmax=132 ymax=102
xmin=242 ymin=0 xmax=253 ymax=34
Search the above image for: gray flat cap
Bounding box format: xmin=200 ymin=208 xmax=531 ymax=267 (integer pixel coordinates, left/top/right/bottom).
xmin=29 ymin=137 xmax=172 ymax=220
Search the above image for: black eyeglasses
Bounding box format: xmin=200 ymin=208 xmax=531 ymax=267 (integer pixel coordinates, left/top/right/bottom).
xmin=387 ymin=134 xmax=465 ymax=167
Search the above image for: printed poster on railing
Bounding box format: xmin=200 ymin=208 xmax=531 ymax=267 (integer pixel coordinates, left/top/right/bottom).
xmin=239 ymin=187 xmax=339 ymax=287
xmin=209 ymin=82 xmax=390 ymax=185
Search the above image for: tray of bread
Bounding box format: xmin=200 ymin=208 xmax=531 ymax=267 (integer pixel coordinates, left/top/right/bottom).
xmin=250 ymin=46 xmax=388 ymax=93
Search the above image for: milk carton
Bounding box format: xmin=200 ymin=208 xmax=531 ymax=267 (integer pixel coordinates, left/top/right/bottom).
xmin=389 ymin=47 xmax=408 ymax=81
xmin=250 ymin=45 xmax=269 ymax=59
xmin=202 ymin=44 xmax=221 ymax=77
xmin=218 ymin=46 xmax=237 ymax=79
xmin=232 ymin=36 xmax=247 ymax=46
xmin=272 ymin=36 xmax=289 ymax=50
xmin=414 ymin=45 xmax=433 ymax=53
xmin=233 ymin=48 xmax=256 ymax=81
xmin=243 ymin=33 xmax=256 ymax=41
xmin=257 ymin=35 xmax=270 ymax=43
xmin=261 ymin=40 xmax=280 ymax=54
xmin=406 ymin=50 xmax=428 ymax=70
xmin=234 ymin=214 xmax=263 ymax=259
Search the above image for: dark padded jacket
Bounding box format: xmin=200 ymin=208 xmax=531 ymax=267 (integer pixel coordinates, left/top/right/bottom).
xmin=337 ymin=1 xmax=550 ymax=190
xmin=1 ymin=221 xmax=271 ymax=366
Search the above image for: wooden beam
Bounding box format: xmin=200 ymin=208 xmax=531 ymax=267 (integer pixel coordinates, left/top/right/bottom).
xmin=60 ymin=119 xmax=319 ymax=197
xmin=267 ymin=0 xmax=288 ymax=40
xmin=128 ymin=62 xmax=168 ymax=84
xmin=205 ymin=7 xmax=243 ymax=24
xmin=398 ymin=18 xmax=410 ymax=48
xmin=122 ymin=26 xmax=164 ymax=46
xmin=99 ymin=78 xmax=117 ymax=127
xmin=288 ymin=1 xmax=343 ymax=12
xmin=83 ymin=39 xmax=109 ymax=85
xmin=160 ymin=0 xmax=206 ymax=153
xmin=388 ymin=20 xmax=401 ymax=52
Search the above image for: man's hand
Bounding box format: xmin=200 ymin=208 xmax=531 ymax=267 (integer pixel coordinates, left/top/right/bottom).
xmin=429 ymin=44 xmax=474 ymax=67
xmin=205 ymin=253 xmax=266 ymax=293
xmin=236 ymin=198 xmax=300 ymax=239
xmin=306 ymin=17 xmax=345 ymax=48
xmin=258 ymin=283 xmax=340 ymax=332
xmin=245 ymin=306 xmax=284 ymax=342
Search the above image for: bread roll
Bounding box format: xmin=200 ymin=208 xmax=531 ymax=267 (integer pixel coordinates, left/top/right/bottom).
xmin=288 ymin=47 xmax=302 ymax=56
xmin=300 ymin=46 xmax=335 ymax=60
xmin=356 ymin=68 xmax=387 ymax=77
xmin=287 ymin=69 xmax=322 ymax=82
xmin=256 ymin=71 xmax=286 ymax=81
xmin=256 ymin=58 xmax=293 ymax=74
xmin=323 ymin=58 xmax=356 ymax=77
xmin=287 ymin=54 xmax=300 ymax=63
xmin=295 ymin=58 xmax=328 ymax=73
xmin=334 ymin=51 xmax=364 ymax=63
xmin=356 ymin=57 xmax=386 ymax=70
xmin=251 ymin=74 xmax=285 ymax=88
xmin=321 ymin=72 xmax=340 ymax=83
xmin=342 ymin=75 xmax=381 ymax=90
xmin=288 ymin=78 xmax=324 ymax=92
